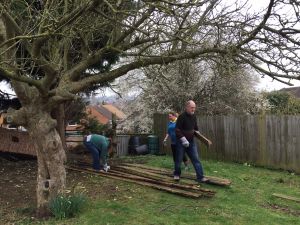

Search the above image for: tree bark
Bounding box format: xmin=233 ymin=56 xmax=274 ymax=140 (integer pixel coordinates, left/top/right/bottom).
xmin=51 ymin=103 xmax=66 ymax=149
xmin=27 ymin=111 xmax=66 ymax=217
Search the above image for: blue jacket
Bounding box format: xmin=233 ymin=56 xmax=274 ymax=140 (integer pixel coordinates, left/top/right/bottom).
xmin=167 ymin=121 xmax=177 ymax=145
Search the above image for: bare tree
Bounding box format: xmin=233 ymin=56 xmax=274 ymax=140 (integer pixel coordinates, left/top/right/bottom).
xmin=0 ymin=0 xmax=300 ymax=216
xmin=115 ymin=58 xmax=264 ymax=132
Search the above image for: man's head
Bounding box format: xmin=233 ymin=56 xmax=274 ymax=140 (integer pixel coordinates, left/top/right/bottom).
xmin=185 ymin=100 xmax=196 ymax=115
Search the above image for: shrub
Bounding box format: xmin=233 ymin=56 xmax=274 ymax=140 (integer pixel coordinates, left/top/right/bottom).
xmin=49 ymin=193 xmax=87 ymax=220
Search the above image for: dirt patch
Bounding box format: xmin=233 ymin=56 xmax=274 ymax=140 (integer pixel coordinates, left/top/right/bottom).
xmin=0 ymin=152 xmax=149 ymax=224
xmin=263 ymin=203 xmax=300 ymax=217
xmin=0 ymin=155 xmax=37 ymax=224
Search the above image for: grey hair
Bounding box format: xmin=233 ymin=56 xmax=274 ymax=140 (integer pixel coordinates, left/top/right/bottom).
xmin=185 ymin=100 xmax=195 ymax=107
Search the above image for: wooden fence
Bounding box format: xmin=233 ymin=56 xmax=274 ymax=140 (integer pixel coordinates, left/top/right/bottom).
xmin=0 ymin=127 xmax=150 ymax=157
xmin=153 ymin=114 xmax=300 ymax=173
xmin=0 ymin=127 xmax=37 ymax=156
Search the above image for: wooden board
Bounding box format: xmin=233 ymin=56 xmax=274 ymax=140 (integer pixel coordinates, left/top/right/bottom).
xmin=194 ymin=131 xmax=212 ymax=148
xmin=272 ymin=193 xmax=300 ymax=203
xmin=66 ymin=165 xmax=214 ymax=198
xmin=122 ymin=163 xmax=231 ymax=186
xmin=73 ymin=160 xmax=231 ymax=187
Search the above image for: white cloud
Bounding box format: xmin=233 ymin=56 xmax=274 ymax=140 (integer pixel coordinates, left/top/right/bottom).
xmin=256 ymin=77 xmax=300 ymax=91
xmin=0 ymin=82 xmax=15 ymax=95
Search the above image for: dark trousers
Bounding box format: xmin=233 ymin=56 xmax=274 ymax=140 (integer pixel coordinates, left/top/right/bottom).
xmin=174 ymin=140 xmax=204 ymax=180
xmin=84 ymin=140 xmax=101 ymax=170
xmin=171 ymin=144 xmax=188 ymax=164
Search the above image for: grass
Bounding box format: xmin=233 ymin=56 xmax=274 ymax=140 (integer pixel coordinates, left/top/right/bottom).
xmin=17 ymin=155 xmax=300 ymax=225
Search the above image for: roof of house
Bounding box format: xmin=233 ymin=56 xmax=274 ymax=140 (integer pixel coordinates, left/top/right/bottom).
xmin=279 ymin=86 xmax=300 ymax=98
xmin=94 ymin=105 xmax=112 ymax=120
xmin=102 ymin=104 xmax=126 ymax=119
xmin=86 ymin=105 xmax=109 ymax=124
xmin=85 ymin=104 xmax=126 ymax=124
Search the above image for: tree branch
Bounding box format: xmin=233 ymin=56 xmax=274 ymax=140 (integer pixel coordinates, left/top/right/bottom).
xmin=1 ymin=6 xmax=58 ymax=88
xmin=67 ymin=47 xmax=227 ymax=94
xmin=237 ymin=54 xmax=298 ymax=85
xmin=0 ymin=66 xmax=45 ymax=93
xmin=236 ymin=0 xmax=274 ymax=48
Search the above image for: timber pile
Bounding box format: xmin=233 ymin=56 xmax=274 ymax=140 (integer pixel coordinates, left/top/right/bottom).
xmin=121 ymin=163 xmax=231 ymax=186
xmin=67 ymin=161 xmax=231 ymax=198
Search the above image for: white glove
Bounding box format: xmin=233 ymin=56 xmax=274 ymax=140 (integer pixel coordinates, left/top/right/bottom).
xmin=163 ymin=138 xmax=167 ymax=146
xmin=180 ymin=137 xmax=189 ymax=148
xmin=104 ymin=163 xmax=110 ymax=172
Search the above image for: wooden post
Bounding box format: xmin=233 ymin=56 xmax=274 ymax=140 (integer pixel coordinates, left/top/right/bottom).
xmin=111 ymin=113 xmax=117 ymax=157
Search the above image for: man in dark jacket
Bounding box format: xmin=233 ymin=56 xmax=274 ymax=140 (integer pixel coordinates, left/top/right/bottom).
xmin=174 ymin=100 xmax=208 ymax=183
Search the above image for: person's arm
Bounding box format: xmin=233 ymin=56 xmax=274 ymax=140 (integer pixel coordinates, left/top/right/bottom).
xmin=101 ymin=148 xmax=110 ymax=172
xmin=175 ymin=114 xmax=189 ymax=147
xmin=100 ymin=146 xmax=108 ymax=164
xmin=175 ymin=114 xmax=184 ymax=139
xmin=163 ymin=134 xmax=169 ymax=142
xmin=164 ymin=121 xmax=171 ymax=141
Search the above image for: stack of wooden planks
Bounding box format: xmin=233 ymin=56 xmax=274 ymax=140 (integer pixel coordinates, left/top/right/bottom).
xmin=67 ymin=161 xmax=231 ymax=199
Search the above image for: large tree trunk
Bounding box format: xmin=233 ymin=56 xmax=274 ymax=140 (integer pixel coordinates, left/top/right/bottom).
xmin=51 ymin=103 xmax=66 ymax=149
xmin=4 ymin=80 xmax=68 ymax=217
xmin=27 ymin=111 xmax=66 ymax=217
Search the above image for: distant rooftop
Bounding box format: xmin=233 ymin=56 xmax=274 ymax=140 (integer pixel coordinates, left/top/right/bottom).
xmin=279 ymin=86 xmax=300 ymax=98
xmin=102 ymin=104 xmax=126 ymax=120
xmin=86 ymin=104 xmax=126 ymax=124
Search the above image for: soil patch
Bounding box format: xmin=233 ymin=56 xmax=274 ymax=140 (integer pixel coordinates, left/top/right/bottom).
xmin=263 ymin=203 xmax=300 ymax=217
xmin=0 ymin=152 xmax=149 ymax=224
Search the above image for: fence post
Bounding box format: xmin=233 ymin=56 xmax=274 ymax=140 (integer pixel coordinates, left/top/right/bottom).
xmin=153 ymin=113 xmax=169 ymax=155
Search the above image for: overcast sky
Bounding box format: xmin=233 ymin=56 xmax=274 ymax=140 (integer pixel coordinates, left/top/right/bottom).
xmin=245 ymin=0 xmax=300 ymax=91
xmin=1 ymin=0 xmax=299 ymax=96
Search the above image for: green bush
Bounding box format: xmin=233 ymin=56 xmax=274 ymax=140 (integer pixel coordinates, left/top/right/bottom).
xmin=82 ymin=117 xmax=109 ymax=135
xmin=265 ymin=91 xmax=300 ymax=114
xmin=49 ymin=193 xmax=87 ymax=220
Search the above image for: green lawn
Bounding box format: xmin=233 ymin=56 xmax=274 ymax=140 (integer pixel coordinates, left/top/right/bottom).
xmin=20 ymin=155 xmax=300 ymax=225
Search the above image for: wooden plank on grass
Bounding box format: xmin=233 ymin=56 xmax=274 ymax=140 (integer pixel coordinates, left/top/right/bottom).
xmin=123 ymin=163 xmax=231 ymax=186
xmin=66 ymin=166 xmax=210 ymax=198
xmin=272 ymin=193 xmax=300 ymax=203
xmin=114 ymin=165 xmax=173 ymax=182
xmin=70 ymin=162 xmax=214 ymax=196
xmin=109 ymin=169 xmax=214 ymax=195
xmin=74 ymin=160 xmax=231 ymax=186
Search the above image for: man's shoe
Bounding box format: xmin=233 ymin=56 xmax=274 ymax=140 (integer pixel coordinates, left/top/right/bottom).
xmin=198 ymin=177 xmax=209 ymax=183
xmin=174 ymin=175 xmax=180 ymax=181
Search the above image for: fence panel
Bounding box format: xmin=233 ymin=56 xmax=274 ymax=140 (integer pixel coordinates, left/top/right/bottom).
xmin=153 ymin=114 xmax=300 ymax=173
xmin=0 ymin=128 xmax=36 ymax=156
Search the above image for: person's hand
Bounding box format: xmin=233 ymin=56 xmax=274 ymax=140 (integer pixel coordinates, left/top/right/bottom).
xmin=207 ymin=140 xmax=212 ymax=146
xmin=163 ymin=138 xmax=167 ymax=146
xmin=180 ymin=137 xmax=189 ymax=148
xmin=104 ymin=164 xmax=110 ymax=172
